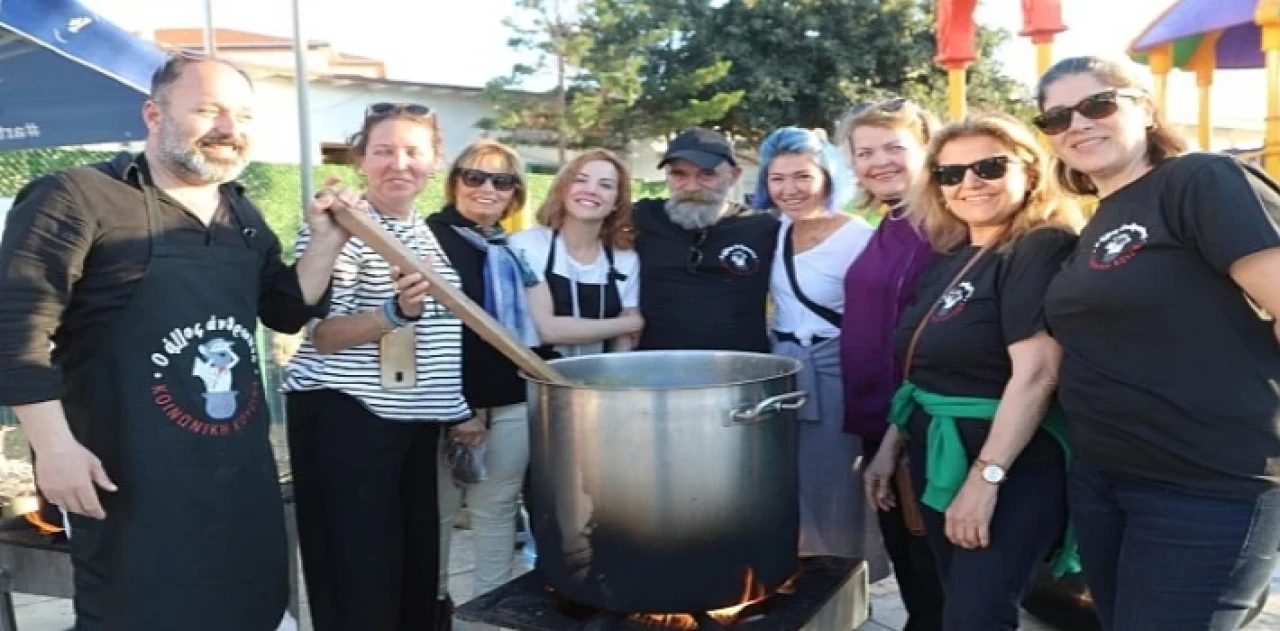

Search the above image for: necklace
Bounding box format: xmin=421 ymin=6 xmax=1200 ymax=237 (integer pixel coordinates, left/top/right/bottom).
xmin=884 ymin=201 xmax=909 ymax=221
xmin=791 ymin=216 xmax=846 ymax=253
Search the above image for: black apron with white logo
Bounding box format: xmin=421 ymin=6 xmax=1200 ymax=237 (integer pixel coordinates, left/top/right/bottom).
xmin=61 ymin=172 xmax=287 ymax=631
xmin=536 ymin=230 xmax=623 ymax=358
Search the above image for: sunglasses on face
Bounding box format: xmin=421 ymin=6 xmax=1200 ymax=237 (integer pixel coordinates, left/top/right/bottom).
xmin=457 ymin=168 xmax=519 ymax=192
xmin=1032 ymin=89 xmax=1143 ymax=135
xmin=365 ymin=102 xmax=432 ymax=118
xmin=931 ymin=156 xmax=1016 ymax=187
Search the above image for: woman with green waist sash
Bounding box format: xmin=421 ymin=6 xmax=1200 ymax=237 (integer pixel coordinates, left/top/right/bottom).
xmin=863 ymin=113 xmax=1082 ymax=631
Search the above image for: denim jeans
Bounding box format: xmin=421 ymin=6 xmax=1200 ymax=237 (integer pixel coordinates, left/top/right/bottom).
xmin=866 ymin=439 xmax=946 ymax=631
xmin=1069 ymin=460 xmax=1280 ymax=630
xmin=909 ymin=442 xmax=1068 ymax=631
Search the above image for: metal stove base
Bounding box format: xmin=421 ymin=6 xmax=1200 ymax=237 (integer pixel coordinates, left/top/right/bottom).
xmin=456 ymin=556 xmax=869 ymax=630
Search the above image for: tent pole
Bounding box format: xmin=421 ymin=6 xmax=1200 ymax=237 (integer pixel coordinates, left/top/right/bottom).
xmin=202 ymin=0 xmax=215 ymax=55
xmin=290 ymin=0 xmax=315 ymax=205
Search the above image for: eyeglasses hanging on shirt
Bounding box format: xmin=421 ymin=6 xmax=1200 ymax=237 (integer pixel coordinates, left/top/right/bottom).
xmin=687 ymin=229 xmax=710 ymax=274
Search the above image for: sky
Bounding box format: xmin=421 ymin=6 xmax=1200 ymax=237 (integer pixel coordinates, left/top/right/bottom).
xmin=78 ymin=0 xmax=1266 ymax=123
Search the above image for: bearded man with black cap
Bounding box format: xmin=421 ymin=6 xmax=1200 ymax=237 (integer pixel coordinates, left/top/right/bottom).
xmin=633 ymin=128 xmax=780 ymax=352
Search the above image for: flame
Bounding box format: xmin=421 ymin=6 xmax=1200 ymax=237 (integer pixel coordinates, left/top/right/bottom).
xmin=631 ymin=566 xmax=790 ymax=629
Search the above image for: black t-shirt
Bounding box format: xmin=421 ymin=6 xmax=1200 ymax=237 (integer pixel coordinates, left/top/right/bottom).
xmin=632 ymin=198 xmax=778 ymax=352
xmin=893 ymin=228 xmax=1076 ymax=467
xmin=1044 ymin=153 xmax=1280 ymax=496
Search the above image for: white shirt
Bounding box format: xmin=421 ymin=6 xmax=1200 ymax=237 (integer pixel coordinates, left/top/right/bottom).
xmin=283 ymin=209 xmax=470 ymax=422
xmin=770 ymin=217 xmax=875 ymax=345
xmin=508 ymin=225 xmax=640 ymax=357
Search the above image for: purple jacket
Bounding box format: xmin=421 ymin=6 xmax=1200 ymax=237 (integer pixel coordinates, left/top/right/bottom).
xmin=840 ymin=209 xmax=933 ymax=442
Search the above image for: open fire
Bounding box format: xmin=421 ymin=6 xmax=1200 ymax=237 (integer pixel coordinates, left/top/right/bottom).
xmin=454 ymin=556 xmax=864 ymax=631
xmin=631 ymin=567 xmax=802 ymax=630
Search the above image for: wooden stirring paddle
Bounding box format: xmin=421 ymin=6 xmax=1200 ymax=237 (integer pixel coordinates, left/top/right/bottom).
xmin=326 ymin=202 xmax=568 ymax=384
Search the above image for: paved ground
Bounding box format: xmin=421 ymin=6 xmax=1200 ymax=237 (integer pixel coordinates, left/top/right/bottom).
xmin=9 ymin=528 xmax=1280 ymax=630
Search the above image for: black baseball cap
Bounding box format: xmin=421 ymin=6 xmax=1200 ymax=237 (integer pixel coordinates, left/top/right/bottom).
xmin=658 ymin=128 xmax=737 ymax=170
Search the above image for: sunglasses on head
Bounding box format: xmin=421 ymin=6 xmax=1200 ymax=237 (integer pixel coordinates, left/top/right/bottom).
xmin=365 ymin=102 xmax=432 ymax=118
xmin=1032 ymin=89 xmax=1144 ymax=135
xmin=849 ymin=97 xmax=914 ymax=118
xmin=457 ymin=168 xmax=519 ymax=192
xmin=932 ymin=156 xmax=1016 ymax=187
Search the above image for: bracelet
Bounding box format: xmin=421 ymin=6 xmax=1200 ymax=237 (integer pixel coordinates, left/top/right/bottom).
xmin=381 ymin=298 xmax=407 ymax=330
xmin=394 ymin=296 xmax=423 ymax=322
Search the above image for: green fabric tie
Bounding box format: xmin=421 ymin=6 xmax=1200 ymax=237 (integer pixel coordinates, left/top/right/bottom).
xmin=888 ymin=380 xmax=1081 ymax=578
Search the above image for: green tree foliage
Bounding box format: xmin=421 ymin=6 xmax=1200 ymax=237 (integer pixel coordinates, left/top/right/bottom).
xmin=690 ymin=0 xmax=1034 ymax=143
xmin=488 ymin=0 xmax=1033 ymax=148
xmin=482 ymin=0 xmax=744 ymax=155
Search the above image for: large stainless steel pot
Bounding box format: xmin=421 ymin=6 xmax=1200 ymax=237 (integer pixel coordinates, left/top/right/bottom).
xmin=522 ymin=350 xmax=806 ymax=614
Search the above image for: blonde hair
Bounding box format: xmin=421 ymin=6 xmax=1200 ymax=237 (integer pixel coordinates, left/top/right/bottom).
xmin=445 ymin=140 xmax=528 ymax=220
xmin=835 ymin=99 xmax=940 ymax=211
xmin=908 ymin=113 xmax=1083 ymax=253
xmin=536 ymin=149 xmax=635 ymax=249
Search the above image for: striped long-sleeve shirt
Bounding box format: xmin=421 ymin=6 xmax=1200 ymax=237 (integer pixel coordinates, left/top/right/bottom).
xmin=282 ymin=208 xmax=470 ymax=422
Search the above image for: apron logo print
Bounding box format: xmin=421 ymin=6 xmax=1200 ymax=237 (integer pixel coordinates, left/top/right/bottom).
xmin=149 ymin=315 xmax=262 ymax=436
xmin=193 ymin=339 xmax=240 ymax=419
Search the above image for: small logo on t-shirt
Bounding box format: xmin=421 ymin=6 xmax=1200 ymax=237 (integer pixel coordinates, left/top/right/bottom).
xmin=1090 ymin=223 xmax=1148 ymax=270
xmin=932 ymin=281 xmax=975 ymax=322
xmin=719 ymin=244 xmax=761 ymax=275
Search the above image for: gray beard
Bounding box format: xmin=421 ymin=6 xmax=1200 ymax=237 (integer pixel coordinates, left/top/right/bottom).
xmin=665 ymin=198 xmax=727 ymax=230
xmin=157 ymin=116 xmax=248 ymax=184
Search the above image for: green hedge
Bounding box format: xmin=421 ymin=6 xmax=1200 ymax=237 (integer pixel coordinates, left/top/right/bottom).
xmin=2 ymin=149 xmax=671 ymax=255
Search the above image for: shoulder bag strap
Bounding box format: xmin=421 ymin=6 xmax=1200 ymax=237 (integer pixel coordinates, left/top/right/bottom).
xmin=893 ymin=243 xmax=989 ymax=538
xmin=902 ymin=245 xmax=991 ymax=381
xmin=782 ymin=225 xmax=843 ymax=328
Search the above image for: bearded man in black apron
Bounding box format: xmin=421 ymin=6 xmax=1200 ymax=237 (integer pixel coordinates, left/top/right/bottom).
xmin=0 ymin=55 xmax=354 ymax=630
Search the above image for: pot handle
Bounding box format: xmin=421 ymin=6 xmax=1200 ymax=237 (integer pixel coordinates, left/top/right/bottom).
xmin=728 ymin=391 xmax=809 ymax=425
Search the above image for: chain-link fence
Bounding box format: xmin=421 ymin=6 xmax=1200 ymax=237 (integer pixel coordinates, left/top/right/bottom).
xmin=0 ymin=148 xmax=667 ymax=478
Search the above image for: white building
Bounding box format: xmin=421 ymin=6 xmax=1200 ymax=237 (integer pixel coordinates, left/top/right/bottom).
xmin=148 ymin=28 xmax=679 ymax=182
xmin=150 ymin=28 xmax=515 ymax=167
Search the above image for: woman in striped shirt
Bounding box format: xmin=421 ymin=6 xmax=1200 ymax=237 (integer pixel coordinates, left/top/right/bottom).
xmin=283 ymin=102 xmax=465 ymax=631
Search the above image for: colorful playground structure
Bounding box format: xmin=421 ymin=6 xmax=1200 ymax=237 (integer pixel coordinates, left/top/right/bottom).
xmin=936 ymin=0 xmax=1280 ymax=181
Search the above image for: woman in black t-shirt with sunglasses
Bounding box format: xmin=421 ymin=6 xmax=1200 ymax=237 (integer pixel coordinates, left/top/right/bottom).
xmin=1036 ymin=56 xmax=1280 ymax=630
xmin=865 ymin=113 xmax=1081 ymax=631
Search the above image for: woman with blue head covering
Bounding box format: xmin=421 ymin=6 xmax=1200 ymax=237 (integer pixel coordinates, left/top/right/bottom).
xmin=754 ymin=126 xmax=887 ymax=577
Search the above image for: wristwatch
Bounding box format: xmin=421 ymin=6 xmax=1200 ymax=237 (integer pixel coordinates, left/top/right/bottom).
xmin=975 ymin=458 xmax=1007 ymax=485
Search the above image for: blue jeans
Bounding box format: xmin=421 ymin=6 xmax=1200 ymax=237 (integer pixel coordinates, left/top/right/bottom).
xmin=1069 ymin=460 xmax=1280 ymax=630
xmin=909 ymin=443 xmax=1068 ymax=631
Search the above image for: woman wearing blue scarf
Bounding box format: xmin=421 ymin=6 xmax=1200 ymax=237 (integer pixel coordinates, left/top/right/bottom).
xmin=426 ymin=140 xmax=541 ymax=624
